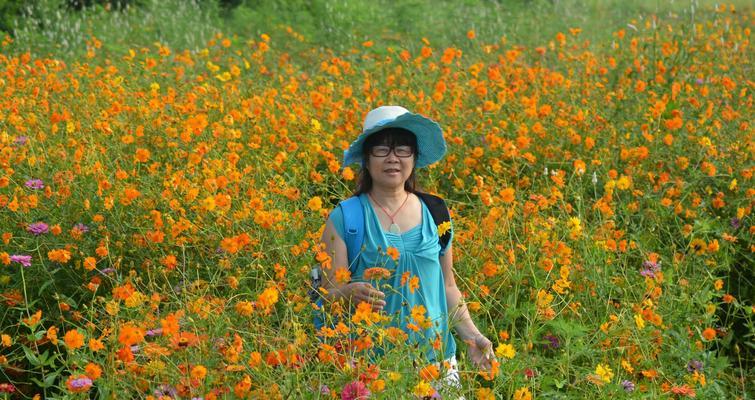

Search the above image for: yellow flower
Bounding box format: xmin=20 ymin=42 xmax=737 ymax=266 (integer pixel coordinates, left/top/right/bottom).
xmin=616 ymin=175 xmax=632 ymax=190
xmin=513 ymin=387 xmax=532 ymax=400
xmin=413 ymin=380 xmax=434 ymax=397
xmin=634 ymin=314 xmax=645 ymax=329
xmin=495 ymin=343 xmax=516 ymax=359
xmin=475 ymin=388 xmax=495 ymax=400
xmin=690 ymin=238 xmax=707 ymax=255
xmin=595 ymin=363 xmax=614 ymax=383
xmin=307 ymin=196 xmax=322 ymax=211
xmin=437 ymin=221 xmax=451 ymax=236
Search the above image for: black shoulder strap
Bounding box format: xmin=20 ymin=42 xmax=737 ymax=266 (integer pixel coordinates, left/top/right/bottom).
xmin=416 ymin=192 xmax=452 ymax=252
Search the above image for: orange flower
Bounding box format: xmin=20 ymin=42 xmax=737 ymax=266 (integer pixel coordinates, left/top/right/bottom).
xmin=116 ymin=345 xmax=134 ymax=362
xmin=83 ymin=257 xmax=96 ymax=271
xmin=670 ymin=384 xmax=696 ymax=397
xmin=85 ymin=363 xmax=102 ymax=380
xmin=409 ymin=275 xmax=420 ymax=294
xmin=234 ymin=375 xmax=252 ymax=397
xmin=191 ymin=365 xmax=207 ymax=380
xmin=161 ymin=254 xmax=178 ymax=270
xmin=386 ymin=247 xmax=399 ymax=262
xmin=419 ymin=364 xmax=439 ymax=381
xmin=89 ymin=338 xmax=104 ymax=352
xmin=63 ymin=329 xmax=85 ymax=350
xmin=118 ymin=324 xmax=145 ymax=346
xmin=46 ymin=326 xmax=58 ymax=345
xmin=701 ymin=327 xmax=716 ymax=341
xmin=112 ymin=283 xmax=136 ymax=300
xmin=47 ymin=249 xmax=72 ymax=264
xmin=363 ymin=267 xmax=391 ymax=281
xmin=22 ymin=310 xmax=42 ymax=327
xmin=641 ymin=369 xmax=658 ymax=379
xmin=134 ymin=148 xmax=150 ymax=162
xmin=334 ymin=268 xmax=351 ymax=284
xmin=256 ymin=287 xmax=279 ymax=313
xmin=500 ymin=187 xmax=516 ymax=203
xmin=342 ymin=167 xmax=355 ymax=181
xmin=161 ymin=311 xmax=182 ymax=337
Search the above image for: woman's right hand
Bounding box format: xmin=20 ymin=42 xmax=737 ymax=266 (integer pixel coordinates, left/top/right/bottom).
xmin=344 ymin=282 xmax=386 ymax=311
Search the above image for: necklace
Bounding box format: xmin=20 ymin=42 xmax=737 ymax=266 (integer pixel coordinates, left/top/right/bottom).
xmin=368 ymin=192 xmax=410 ymax=234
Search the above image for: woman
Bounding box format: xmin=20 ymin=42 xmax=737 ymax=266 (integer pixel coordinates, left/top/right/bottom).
xmin=318 ymin=106 xmax=495 ymax=388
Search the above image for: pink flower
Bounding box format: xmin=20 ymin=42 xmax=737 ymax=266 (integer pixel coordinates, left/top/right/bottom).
xmin=24 ymin=179 xmax=44 ymax=189
xmin=10 ymin=255 xmax=32 ymax=267
xmin=27 ymin=222 xmax=49 ymax=235
xmin=341 ymin=380 xmax=370 ymax=400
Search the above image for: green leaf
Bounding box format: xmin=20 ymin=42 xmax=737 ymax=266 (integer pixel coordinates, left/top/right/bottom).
xmin=38 ymin=349 xmax=49 ymax=366
xmin=22 ymin=345 xmax=41 ymax=366
xmin=37 ymin=279 xmax=55 ymax=297
xmin=43 ymin=369 xmax=60 ymax=388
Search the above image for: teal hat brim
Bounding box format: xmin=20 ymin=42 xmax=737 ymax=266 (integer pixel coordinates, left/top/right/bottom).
xmin=343 ymin=112 xmax=446 ymax=168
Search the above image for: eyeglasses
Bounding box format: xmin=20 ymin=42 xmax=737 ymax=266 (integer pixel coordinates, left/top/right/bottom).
xmin=369 ymin=145 xmax=414 ymax=158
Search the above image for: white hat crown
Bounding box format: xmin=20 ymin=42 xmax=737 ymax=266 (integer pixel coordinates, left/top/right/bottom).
xmin=363 ymin=106 xmax=410 ymax=132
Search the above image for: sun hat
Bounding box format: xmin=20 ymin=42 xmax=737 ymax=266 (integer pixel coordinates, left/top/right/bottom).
xmin=343 ymin=105 xmax=447 ymax=169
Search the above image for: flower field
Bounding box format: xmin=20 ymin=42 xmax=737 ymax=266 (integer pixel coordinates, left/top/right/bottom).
xmin=0 ymin=2 xmax=752 ymax=399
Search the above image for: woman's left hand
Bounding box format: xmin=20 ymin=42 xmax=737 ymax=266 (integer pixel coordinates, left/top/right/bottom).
xmin=465 ymin=334 xmax=496 ymax=371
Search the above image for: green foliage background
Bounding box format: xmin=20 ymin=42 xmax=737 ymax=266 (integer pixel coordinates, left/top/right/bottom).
xmin=3 ymin=0 xmax=752 ymax=59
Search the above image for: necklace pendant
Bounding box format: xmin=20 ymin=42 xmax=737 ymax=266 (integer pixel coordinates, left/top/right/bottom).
xmin=389 ymin=223 xmax=401 ymax=234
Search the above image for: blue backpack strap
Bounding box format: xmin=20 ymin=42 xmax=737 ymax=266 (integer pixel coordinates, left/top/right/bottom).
xmin=338 ymin=196 xmax=364 ymax=273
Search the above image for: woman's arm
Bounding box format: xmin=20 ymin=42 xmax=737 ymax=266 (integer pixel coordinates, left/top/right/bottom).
xmin=319 ymin=219 xmax=385 ymax=310
xmin=441 ymin=244 xmax=495 ymax=369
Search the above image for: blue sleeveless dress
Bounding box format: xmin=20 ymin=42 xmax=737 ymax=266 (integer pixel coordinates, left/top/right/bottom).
xmin=328 ymin=193 xmax=456 ymax=362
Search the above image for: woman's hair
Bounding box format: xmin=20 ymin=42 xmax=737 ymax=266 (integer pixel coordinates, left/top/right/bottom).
xmin=354 ymin=127 xmax=419 ymax=195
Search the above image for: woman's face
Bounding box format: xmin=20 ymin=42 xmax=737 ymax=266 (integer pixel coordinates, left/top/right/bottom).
xmin=366 ymin=143 xmax=415 ymax=190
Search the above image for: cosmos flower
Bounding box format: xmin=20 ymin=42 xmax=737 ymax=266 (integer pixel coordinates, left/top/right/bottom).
xmin=341 ymin=380 xmax=370 ymax=400
xmin=10 ymin=255 xmax=32 ymax=267
xmin=640 ymin=260 xmax=661 ymax=278
xmin=27 ymin=222 xmax=49 ymax=235
xmin=543 ymin=334 xmax=560 ymax=349
xmin=73 ymin=223 xmax=89 ymax=233
xmin=153 ymin=384 xmax=178 ymax=398
xmin=686 ymin=360 xmax=703 ymax=372
xmin=66 ymin=376 xmax=93 ymax=393
xmin=24 ymin=179 xmax=44 ymax=189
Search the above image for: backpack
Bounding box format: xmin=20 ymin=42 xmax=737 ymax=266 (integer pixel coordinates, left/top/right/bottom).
xmin=310 ymin=192 xmax=452 ymax=332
